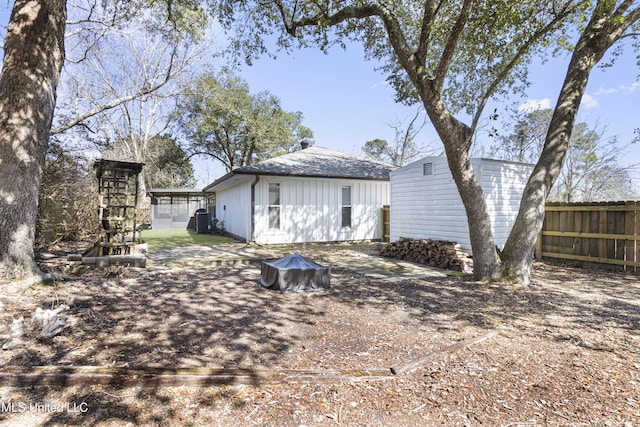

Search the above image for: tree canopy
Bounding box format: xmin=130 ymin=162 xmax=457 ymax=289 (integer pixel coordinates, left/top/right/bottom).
xmin=175 ymin=70 xmax=313 ymax=172
xmin=143 ymin=134 xmax=197 ymax=189
xmin=212 ymin=0 xmax=640 ymax=284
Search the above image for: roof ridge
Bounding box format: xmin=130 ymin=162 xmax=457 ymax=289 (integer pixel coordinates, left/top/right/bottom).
xmin=238 ymin=145 xmax=395 ymax=170
xmin=205 ymin=146 xmax=396 ymax=190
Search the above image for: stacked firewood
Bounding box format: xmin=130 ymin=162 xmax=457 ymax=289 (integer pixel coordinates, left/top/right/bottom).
xmin=380 ymin=238 xmax=473 ymax=272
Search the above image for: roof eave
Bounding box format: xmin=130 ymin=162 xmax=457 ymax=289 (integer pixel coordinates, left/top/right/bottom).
xmin=232 ymin=170 xmax=391 ymax=181
xmin=203 ymin=170 xmax=237 ymax=193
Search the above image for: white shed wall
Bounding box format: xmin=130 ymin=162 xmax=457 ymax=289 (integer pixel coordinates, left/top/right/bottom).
xmin=253 ymin=176 xmax=390 ymax=245
xmin=214 ymin=180 xmax=252 ymax=241
xmin=478 ymin=159 xmax=533 ymax=248
xmin=390 ymin=157 xmax=532 ymax=253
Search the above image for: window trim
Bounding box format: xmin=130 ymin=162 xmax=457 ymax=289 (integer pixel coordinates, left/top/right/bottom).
xmin=341 ymin=185 xmax=352 ymax=229
xmin=268 ymin=182 xmax=281 ymax=230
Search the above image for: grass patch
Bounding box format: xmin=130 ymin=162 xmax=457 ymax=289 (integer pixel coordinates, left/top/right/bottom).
xmin=141 ymin=229 xmax=235 ymax=250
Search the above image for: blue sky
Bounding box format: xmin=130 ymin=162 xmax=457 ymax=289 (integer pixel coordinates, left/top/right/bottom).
xmin=234 ymin=41 xmax=639 ymax=158
xmin=189 ymin=40 xmax=640 ymax=186
xmin=0 ymin=3 xmax=638 ymax=188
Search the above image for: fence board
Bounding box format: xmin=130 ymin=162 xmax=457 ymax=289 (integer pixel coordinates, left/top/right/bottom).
xmin=580 ymin=210 xmax=590 ymax=257
xmin=572 ymin=210 xmax=582 ymax=256
xmin=539 ymin=201 xmax=639 ymax=270
xmin=626 ymin=201 xmax=638 ymax=272
xmin=590 ymin=209 xmax=600 ymax=259
xmin=606 ymin=209 xmax=615 ymax=261
xmin=560 ymin=210 xmax=573 ymax=256
xmin=615 ymin=208 xmax=626 ymax=262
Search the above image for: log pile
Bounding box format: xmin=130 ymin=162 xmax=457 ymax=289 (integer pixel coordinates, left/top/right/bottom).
xmin=380 ymin=238 xmax=473 ymax=272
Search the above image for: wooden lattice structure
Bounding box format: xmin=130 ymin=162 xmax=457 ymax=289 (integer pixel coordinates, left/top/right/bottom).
xmin=94 ymin=159 xmax=144 ymax=256
xmin=69 ymin=160 xmax=146 ymax=267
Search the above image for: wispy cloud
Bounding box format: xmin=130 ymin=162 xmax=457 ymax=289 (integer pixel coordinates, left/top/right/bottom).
xmin=518 ymin=98 xmax=552 ymax=113
xmin=593 ymin=81 xmax=639 ymax=96
xmin=580 ymin=93 xmax=599 ymax=109
xmin=519 ymin=92 xmax=601 ymax=113
xmin=621 ymin=81 xmax=639 ymax=94
xmin=371 ymin=80 xmax=390 ymax=89
xmin=594 ymin=87 xmax=617 ymax=96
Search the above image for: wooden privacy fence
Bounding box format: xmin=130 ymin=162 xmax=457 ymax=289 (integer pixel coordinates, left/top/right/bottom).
xmin=537 ymin=201 xmax=639 ymax=271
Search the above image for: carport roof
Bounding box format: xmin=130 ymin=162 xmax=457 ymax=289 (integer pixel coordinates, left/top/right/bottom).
xmin=147 ymin=188 xmax=205 ymax=198
xmin=204 ymin=146 xmax=396 ymax=192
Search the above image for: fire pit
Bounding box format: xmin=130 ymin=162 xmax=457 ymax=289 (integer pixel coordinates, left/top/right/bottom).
xmin=259 ymin=253 xmax=330 ymax=293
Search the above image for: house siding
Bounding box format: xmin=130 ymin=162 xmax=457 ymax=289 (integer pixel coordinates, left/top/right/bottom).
xmin=253 ymin=176 xmax=390 ymax=245
xmin=390 ymin=157 xmax=532 ymax=253
xmin=214 ymin=180 xmax=252 ymax=241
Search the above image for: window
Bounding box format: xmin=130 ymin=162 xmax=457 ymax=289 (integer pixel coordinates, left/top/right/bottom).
xmin=157 ymin=196 xmax=171 ymax=218
xmin=341 ymin=186 xmax=351 ymax=228
xmin=423 ymin=162 xmax=434 ymax=176
xmin=268 ymin=183 xmax=280 ymax=230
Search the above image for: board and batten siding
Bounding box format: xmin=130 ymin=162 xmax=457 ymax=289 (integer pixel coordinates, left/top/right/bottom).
xmin=253 ymin=176 xmax=390 ymax=245
xmin=214 ymin=180 xmax=252 ymax=241
xmin=390 ymin=157 xmax=533 ymax=254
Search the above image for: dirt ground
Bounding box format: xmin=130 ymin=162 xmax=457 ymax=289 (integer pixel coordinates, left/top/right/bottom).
xmin=0 ymin=242 xmax=638 ymax=426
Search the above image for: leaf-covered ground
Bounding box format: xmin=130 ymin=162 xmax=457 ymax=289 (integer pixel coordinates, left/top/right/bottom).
xmin=0 ymin=243 xmax=638 ymax=426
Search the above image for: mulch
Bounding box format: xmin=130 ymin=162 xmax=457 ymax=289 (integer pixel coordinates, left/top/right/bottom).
xmin=0 ymin=244 xmax=638 ymax=426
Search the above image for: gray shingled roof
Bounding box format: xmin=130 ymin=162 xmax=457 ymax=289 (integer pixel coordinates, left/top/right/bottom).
xmin=234 ymin=146 xmax=395 ymax=180
xmin=203 ymin=146 xmax=397 ymax=193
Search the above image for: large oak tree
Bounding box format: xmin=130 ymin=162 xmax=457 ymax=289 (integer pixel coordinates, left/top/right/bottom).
xmin=501 ymin=0 xmax=640 ymax=282
xmin=213 ymin=0 xmax=640 ymax=283
xmin=0 ymin=0 xmax=66 ymax=280
xmin=0 ymin=0 xmax=208 ymax=280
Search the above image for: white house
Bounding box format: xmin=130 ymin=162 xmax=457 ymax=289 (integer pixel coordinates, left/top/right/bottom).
xmin=203 ymin=146 xmax=395 ymax=244
xmin=390 ymin=156 xmax=533 ymax=253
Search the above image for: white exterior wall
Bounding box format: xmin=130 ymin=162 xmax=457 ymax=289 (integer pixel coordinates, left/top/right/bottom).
xmin=253 ymin=176 xmax=390 ymax=245
xmin=390 ymin=157 xmax=532 ymax=253
xmin=478 ymin=159 xmax=533 ymax=248
xmin=214 ymin=180 xmax=252 ymax=241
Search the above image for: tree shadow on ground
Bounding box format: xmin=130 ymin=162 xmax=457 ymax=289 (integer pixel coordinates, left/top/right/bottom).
xmin=0 ymin=251 xmax=638 ymax=425
xmin=324 ymin=261 xmax=640 ymax=354
xmin=0 ymin=262 xmax=327 ymax=424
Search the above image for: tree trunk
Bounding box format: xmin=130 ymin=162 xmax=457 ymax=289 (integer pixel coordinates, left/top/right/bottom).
xmin=500 ymin=2 xmax=632 ymax=284
xmin=0 ymin=0 xmax=66 ymax=280
xmin=423 ymin=99 xmax=499 ymax=281
xmin=442 ymin=137 xmax=499 ymax=281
